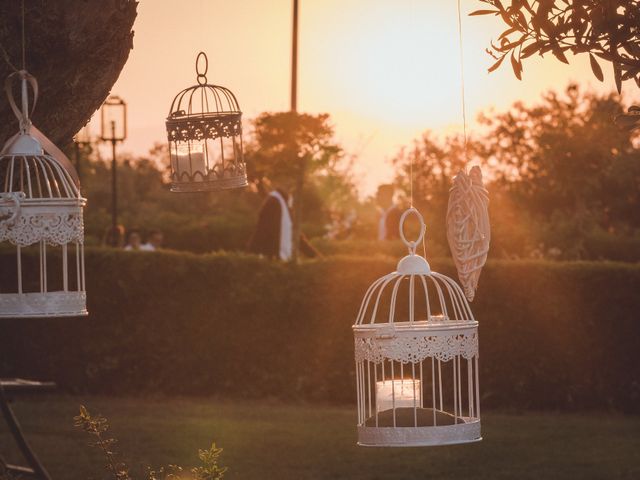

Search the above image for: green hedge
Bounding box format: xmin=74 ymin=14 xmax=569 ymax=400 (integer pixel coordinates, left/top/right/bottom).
xmin=0 ymin=250 xmax=639 ymax=412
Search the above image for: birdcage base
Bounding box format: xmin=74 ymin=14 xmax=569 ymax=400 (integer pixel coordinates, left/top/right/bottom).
xmin=0 ymin=291 xmax=87 ymax=318
xmin=358 ymin=408 xmax=481 ymax=447
xmin=170 ymin=174 xmax=248 ymax=193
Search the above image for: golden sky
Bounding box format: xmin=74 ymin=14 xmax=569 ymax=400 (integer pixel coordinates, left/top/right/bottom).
xmin=93 ymin=0 xmax=629 ymax=194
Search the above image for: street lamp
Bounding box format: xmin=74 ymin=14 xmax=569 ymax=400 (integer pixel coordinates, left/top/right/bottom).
xmin=100 ymin=96 xmax=127 ymax=247
xmin=73 ymin=125 xmax=92 ymax=182
xmin=291 ymin=0 xmax=299 ymax=112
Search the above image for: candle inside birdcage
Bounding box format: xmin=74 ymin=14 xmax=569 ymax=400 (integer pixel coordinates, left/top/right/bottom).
xmin=376 ymin=377 xmax=422 ymax=412
xmin=170 ymin=141 xmax=207 ymax=181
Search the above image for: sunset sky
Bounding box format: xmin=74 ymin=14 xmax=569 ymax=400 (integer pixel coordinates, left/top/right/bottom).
xmin=92 ymin=0 xmax=632 ymax=195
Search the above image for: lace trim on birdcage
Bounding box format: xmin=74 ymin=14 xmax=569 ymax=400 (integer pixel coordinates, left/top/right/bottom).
xmin=0 ymin=209 xmax=84 ymax=247
xmin=0 ymin=291 xmax=87 ymax=318
xmin=166 ymin=115 xmax=242 ymax=143
xmin=354 ymin=332 xmax=478 ymax=364
xmin=171 ymin=162 xmax=248 ymax=191
xmin=357 ymin=419 xmax=481 ymax=446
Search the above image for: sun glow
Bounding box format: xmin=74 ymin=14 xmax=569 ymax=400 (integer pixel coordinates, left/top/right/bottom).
xmin=104 ymin=0 xmax=619 ymax=195
xmin=302 ymin=1 xmax=464 ymax=127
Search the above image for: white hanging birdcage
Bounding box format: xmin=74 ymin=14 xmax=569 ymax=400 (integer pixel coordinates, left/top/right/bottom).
xmin=353 ymin=208 xmax=480 ymax=447
xmin=165 ymin=52 xmax=247 ymax=193
xmin=0 ymin=71 xmax=87 ymax=318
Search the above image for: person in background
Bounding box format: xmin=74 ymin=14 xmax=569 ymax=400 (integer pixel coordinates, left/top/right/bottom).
xmin=376 ymin=184 xmax=401 ymax=241
xmin=325 ymin=209 xmax=356 ymax=241
xmin=124 ymin=229 xmax=143 ymax=251
xmin=141 ymin=230 xmax=164 ymax=251
xmin=102 ymin=225 xmax=126 ymax=248
xmin=248 ymin=188 xmax=318 ymax=260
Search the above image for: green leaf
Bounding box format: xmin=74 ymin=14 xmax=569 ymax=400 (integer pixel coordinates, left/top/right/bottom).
xmin=469 ymin=9 xmax=498 ymax=16
xmin=589 ymin=54 xmax=604 ymax=82
xmin=498 ymin=27 xmax=518 ymax=40
xmin=488 ymin=55 xmax=506 ymax=73
xmin=511 ymin=53 xmax=523 ymax=80
xmin=551 ymin=44 xmax=569 ymax=64
xmin=613 ymin=62 xmax=622 ymax=94
xmin=521 ymin=41 xmax=541 ymax=59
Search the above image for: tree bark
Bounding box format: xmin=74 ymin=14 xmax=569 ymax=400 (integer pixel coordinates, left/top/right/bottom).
xmin=0 ymin=0 xmax=137 ymax=147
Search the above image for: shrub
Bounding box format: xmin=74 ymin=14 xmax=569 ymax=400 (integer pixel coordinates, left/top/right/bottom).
xmin=0 ymin=250 xmax=638 ymax=412
xmin=74 ymin=405 xmax=227 ymax=479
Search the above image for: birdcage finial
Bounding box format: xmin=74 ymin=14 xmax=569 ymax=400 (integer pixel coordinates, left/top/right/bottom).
xmin=195 ymin=51 xmax=208 ymax=85
xmin=396 ymin=207 xmax=430 ymax=275
xmin=5 ymin=70 xmax=38 ymax=135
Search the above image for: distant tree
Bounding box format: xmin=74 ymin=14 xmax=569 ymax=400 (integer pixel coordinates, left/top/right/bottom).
xmin=246 ymin=112 xmax=347 ymax=260
xmin=479 ymin=84 xmax=640 ymax=235
xmin=0 ymin=0 xmax=137 ymax=146
xmin=393 ymin=85 xmax=640 ymax=258
xmin=472 ymin=1 xmax=640 ymax=94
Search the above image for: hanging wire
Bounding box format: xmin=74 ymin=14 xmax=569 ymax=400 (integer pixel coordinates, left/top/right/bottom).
xmin=0 ymin=1 xmax=25 ymax=73
xmin=409 ymin=0 xmax=415 ymax=209
xmin=410 ymin=148 xmax=414 ymax=208
xmin=21 ymin=0 xmax=26 ymax=70
xmin=456 ymin=0 xmax=469 ymax=165
xmin=199 ymin=0 xmax=205 ymax=47
xmin=0 ymin=43 xmax=18 ymax=72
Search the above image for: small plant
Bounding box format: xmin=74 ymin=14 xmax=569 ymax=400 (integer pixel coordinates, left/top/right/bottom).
xmin=74 ymin=406 xmax=227 ymax=480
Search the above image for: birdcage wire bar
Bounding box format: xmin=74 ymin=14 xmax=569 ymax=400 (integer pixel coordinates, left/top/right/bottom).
xmin=165 ymin=52 xmax=247 ymax=192
xmin=353 ymin=208 xmax=481 ymax=447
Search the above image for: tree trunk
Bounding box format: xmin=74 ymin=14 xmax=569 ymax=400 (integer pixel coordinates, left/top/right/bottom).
xmin=0 ymin=0 xmax=137 ymax=147
xmin=290 ymin=157 xmax=306 ymax=263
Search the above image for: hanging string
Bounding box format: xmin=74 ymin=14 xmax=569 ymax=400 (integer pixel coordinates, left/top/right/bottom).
xmin=0 ymin=43 xmax=18 ymax=72
xmin=0 ymin=2 xmax=24 ymax=73
xmin=409 ymin=0 xmax=415 ymax=209
xmin=21 ymin=0 xmax=26 ymax=70
xmin=199 ymin=0 xmax=204 ymax=48
xmin=456 ymin=0 xmax=469 ymax=165
xmin=410 ymin=149 xmax=414 ymax=208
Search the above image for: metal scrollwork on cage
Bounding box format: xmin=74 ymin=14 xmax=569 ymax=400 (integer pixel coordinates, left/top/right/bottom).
xmin=352 ymin=208 xmax=481 ymax=447
xmin=165 ymin=52 xmax=248 ymax=192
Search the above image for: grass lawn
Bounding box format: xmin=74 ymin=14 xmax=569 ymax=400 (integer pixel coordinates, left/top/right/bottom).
xmin=0 ymin=396 xmax=638 ymax=480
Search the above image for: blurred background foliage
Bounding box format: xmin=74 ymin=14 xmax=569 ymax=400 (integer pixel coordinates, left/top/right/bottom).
xmin=78 ymin=84 xmax=640 ymax=261
xmin=1 ymin=249 xmax=638 ymax=411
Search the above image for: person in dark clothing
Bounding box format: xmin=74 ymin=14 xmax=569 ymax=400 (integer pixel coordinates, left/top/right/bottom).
xmin=248 ymin=189 xmax=319 ymax=260
xmin=376 ymin=184 xmax=402 ymax=240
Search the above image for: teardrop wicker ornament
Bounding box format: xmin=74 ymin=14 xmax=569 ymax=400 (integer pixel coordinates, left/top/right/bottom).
xmin=446 ymin=166 xmax=490 ymax=302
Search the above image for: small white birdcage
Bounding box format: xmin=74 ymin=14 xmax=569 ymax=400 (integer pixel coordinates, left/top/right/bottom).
xmin=353 ymin=208 xmax=480 ymax=447
xmin=165 ymin=52 xmax=247 ymax=192
xmin=0 ymin=71 xmax=87 ymax=318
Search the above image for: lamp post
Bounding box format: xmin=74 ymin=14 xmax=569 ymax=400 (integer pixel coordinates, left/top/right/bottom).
xmin=100 ymin=96 xmax=127 ymax=247
xmin=291 ymin=0 xmax=299 ymax=113
xmin=73 ymin=125 xmax=92 ymax=182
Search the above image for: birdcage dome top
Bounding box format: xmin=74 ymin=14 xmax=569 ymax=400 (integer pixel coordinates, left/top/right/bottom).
xmin=1 ymin=70 xmax=82 ymax=201
xmin=0 ymin=133 xmax=82 ymax=201
xmin=353 ymin=208 xmax=477 ymax=364
xmin=168 ymin=83 xmax=241 ymax=119
xmin=167 ymin=52 xmax=241 ymax=122
xmin=355 ymin=209 xmax=475 ymax=327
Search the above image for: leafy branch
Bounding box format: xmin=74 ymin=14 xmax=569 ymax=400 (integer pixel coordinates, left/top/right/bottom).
xmin=74 ymin=406 xmax=227 ymax=480
xmin=472 ymin=0 xmax=640 ymax=92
